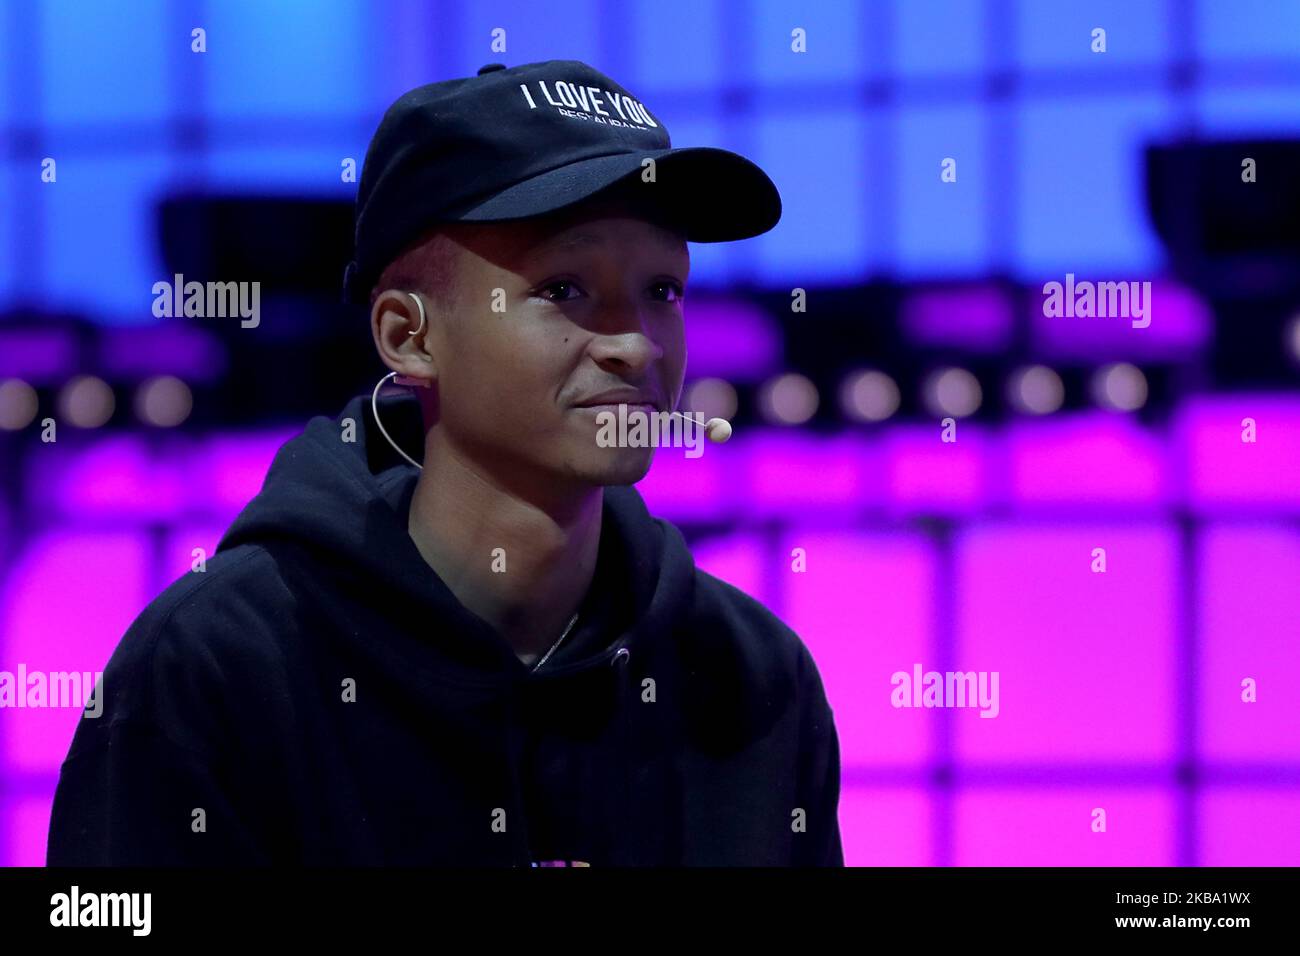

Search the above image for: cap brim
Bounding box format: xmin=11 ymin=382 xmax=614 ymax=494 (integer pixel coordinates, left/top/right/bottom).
xmin=452 ymin=146 xmax=781 ymax=241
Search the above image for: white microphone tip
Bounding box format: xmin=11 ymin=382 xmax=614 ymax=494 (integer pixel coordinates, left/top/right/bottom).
xmin=705 ymin=417 xmax=732 ymax=443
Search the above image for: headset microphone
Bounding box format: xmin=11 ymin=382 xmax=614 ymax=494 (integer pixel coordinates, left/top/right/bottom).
xmin=668 ymin=409 xmax=732 ymax=443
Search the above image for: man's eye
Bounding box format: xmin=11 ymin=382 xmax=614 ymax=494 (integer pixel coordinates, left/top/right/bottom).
xmin=652 ymin=281 xmax=685 ymax=303
xmin=538 ymin=280 xmax=581 ymax=302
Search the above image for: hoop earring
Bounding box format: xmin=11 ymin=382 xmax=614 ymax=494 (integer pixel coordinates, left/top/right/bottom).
xmin=370 ymin=371 xmax=424 ymax=471
xmin=407 ymin=291 xmax=426 ymax=337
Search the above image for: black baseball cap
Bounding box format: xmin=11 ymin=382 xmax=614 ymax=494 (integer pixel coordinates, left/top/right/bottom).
xmin=342 ymin=59 xmax=782 ymax=304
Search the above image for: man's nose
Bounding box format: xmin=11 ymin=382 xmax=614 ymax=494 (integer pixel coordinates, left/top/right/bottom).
xmin=587 ymin=304 xmax=665 ymax=375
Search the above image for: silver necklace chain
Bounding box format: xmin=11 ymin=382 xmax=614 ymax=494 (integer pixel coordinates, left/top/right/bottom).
xmin=529 ymin=611 xmax=580 ymax=673
xmin=375 ymin=381 xmax=581 ymax=676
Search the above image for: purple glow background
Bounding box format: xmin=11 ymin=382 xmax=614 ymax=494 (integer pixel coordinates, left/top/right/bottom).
xmin=665 ymin=399 xmax=1300 ymax=865
xmin=3 ymin=397 xmax=1299 ymax=865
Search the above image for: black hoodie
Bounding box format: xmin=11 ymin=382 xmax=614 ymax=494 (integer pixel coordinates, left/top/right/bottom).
xmin=47 ymin=390 xmax=844 ymax=867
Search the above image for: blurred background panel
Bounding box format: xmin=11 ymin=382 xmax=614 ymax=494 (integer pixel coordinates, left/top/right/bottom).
xmin=954 ymin=788 xmax=1178 ymax=866
xmin=1195 ymin=524 xmax=1300 ymax=763
xmin=2 ymin=0 xmax=1300 ymax=867
xmin=1198 ymin=791 xmax=1300 ymax=866
xmin=0 ymin=531 xmax=151 ymax=776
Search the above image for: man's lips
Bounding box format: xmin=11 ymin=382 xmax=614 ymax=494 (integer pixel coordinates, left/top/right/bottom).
xmin=571 ymin=391 xmax=663 ymax=411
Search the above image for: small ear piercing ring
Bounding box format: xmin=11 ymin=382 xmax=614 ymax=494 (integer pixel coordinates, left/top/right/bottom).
xmin=407 ymin=291 xmax=426 ymax=336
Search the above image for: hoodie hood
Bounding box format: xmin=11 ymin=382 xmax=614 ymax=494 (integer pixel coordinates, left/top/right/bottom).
xmin=214 ymin=389 xmax=698 ymax=865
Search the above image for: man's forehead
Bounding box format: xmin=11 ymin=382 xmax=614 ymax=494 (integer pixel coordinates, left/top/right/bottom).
xmin=528 ymin=198 xmax=686 ymax=251
xmin=443 ymin=196 xmax=688 ymax=267
xmin=536 ymin=222 xmax=686 ymax=255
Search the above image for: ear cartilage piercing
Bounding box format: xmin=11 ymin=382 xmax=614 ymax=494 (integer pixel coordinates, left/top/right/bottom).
xmin=407 ymin=291 xmax=426 ymax=336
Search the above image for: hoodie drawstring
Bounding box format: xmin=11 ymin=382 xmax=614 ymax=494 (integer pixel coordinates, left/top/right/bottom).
xmin=506 ymin=643 xmax=636 ymax=867
xmin=609 ymin=644 xmax=633 ymax=866
xmin=502 ymin=692 xmax=535 ymax=867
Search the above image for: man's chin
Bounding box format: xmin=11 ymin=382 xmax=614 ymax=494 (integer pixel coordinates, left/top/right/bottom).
xmin=572 ymin=447 xmax=655 ymax=487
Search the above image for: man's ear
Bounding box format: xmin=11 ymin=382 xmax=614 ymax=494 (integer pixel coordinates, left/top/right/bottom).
xmin=371 ymin=289 xmax=436 ymax=388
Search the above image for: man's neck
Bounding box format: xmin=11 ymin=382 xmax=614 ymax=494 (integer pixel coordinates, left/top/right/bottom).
xmin=405 ymin=438 xmax=602 ymax=662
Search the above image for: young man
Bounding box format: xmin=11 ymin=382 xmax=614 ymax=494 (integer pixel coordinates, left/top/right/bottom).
xmin=47 ymin=60 xmax=843 ymax=866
